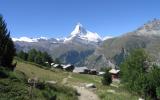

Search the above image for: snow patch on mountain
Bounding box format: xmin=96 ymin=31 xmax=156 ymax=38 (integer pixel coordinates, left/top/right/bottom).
xmin=12 ymin=37 xmax=48 ymax=42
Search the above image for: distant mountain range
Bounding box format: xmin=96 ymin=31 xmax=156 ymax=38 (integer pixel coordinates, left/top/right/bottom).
xmin=13 ymin=19 xmax=160 ymax=70
xmin=13 ymin=23 xmax=111 ymax=43
xmin=14 ymin=23 xmax=112 ymax=67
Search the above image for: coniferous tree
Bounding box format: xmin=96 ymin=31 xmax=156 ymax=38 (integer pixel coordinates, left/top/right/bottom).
xmin=27 ymin=49 xmax=37 ymax=62
xmin=17 ymin=50 xmax=28 ymax=61
xmin=0 ymin=15 xmax=16 ymax=70
xmin=54 ymin=58 xmax=61 ymax=64
xmin=34 ymin=51 xmax=43 ymax=65
xmin=42 ymin=51 xmax=53 ymax=65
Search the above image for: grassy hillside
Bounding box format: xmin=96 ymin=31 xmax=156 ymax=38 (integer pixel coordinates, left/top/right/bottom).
xmin=0 ymin=60 xmax=78 ymax=100
xmin=15 ymin=59 xmax=139 ymax=100
xmin=15 ymin=60 xmax=69 ymax=83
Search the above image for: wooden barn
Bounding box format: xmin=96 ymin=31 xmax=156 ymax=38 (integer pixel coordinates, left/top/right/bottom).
xmin=109 ymin=69 xmax=120 ymax=80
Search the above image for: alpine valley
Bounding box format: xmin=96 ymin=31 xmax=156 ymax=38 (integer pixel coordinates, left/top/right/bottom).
xmin=13 ymin=19 xmax=160 ymax=70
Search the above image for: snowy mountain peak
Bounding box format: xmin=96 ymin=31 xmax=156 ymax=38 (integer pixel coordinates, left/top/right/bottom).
xmin=66 ymin=23 xmax=102 ymax=43
xmin=70 ymin=23 xmax=87 ymax=36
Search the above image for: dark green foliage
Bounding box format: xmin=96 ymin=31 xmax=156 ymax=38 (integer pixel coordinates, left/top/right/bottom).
xmin=100 ymin=67 xmax=108 ymax=72
xmin=0 ymin=68 xmax=78 ymax=100
xmin=145 ymin=66 xmax=160 ymax=99
xmin=120 ymin=49 xmax=149 ymax=83
xmin=43 ymin=84 xmax=78 ymax=100
xmin=17 ymin=49 xmax=53 ymax=67
xmin=0 ymin=67 xmax=9 ymax=78
xmin=0 ymin=15 xmax=16 ymax=70
xmin=120 ymin=49 xmax=149 ymax=94
xmin=54 ymin=58 xmax=61 ymax=64
xmin=120 ymin=49 xmax=160 ymax=99
xmin=42 ymin=51 xmax=53 ymax=64
xmin=102 ymin=68 xmax=112 ymax=85
xmin=36 ymin=81 xmax=45 ymax=90
xmin=27 ymin=49 xmax=37 ymax=62
xmin=17 ymin=50 xmax=28 ymax=61
xmin=156 ymin=87 xmax=160 ymax=99
xmin=0 ymin=69 xmax=29 ymax=100
xmin=34 ymin=51 xmax=43 ymax=65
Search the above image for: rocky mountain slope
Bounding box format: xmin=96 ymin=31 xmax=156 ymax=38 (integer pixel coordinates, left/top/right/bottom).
xmin=86 ymin=18 xmax=160 ymax=69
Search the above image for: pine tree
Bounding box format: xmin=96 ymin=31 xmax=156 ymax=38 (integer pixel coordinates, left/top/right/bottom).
xmin=42 ymin=51 xmax=53 ymax=65
xmin=34 ymin=51 xmax=43 ymax=65
xmin=27 ymin=49 xmax=37 ymax=62
xmin=17 ymin=50 xmax=28 ymax=61
xmin=54 ymin=58 xmax=61 ymax=64
xmin=0 ymin=15 xmax=16 ymax=70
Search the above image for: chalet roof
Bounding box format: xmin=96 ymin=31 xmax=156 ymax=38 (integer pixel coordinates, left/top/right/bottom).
xmin=53 ymin=64 xmax=59 ymax=67
xmin=109 ymin=69 xmax=120 ymax=74
xmin=98 ymin=71 xmax=105 ymax=75
xmin=51 ymin=63 xmax=55 ymax=66
xmin=73 ymin=67 xmax=88 ymax=73
xmin=90 ymin=69 xmax=97 ymax=71
xmin=62 ymin=64 xmax=72 ymax=69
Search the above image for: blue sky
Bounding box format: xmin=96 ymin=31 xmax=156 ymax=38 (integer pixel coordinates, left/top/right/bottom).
xmin=0 ymin=0 xmax=160 ymax=38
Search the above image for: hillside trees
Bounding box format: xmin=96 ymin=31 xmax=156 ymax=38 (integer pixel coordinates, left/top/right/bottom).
xmin=28 ymin=49 xmax=37 ymax=62
xmin=17 ymin=49 xmax=53 ymax=67
xmin=0 ymin=15 xmax=16 ymax=70
xmin=120 ymin=49 xmax=160 ymax=99
xmin=17 ymin=50 xmax=28 ymax=61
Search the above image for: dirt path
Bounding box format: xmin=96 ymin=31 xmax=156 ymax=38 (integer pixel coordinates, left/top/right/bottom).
xmin=74 ymin=86 xmax=100 ymax=100
xmin=61 ymin=73 xmax=72 ymax=84
xmin=62 ymin=73 xmax=100 ymax=100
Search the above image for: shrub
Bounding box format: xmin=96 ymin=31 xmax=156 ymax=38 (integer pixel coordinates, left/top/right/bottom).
xmin=102 ymin=68 xmax=112 ymax=85
xmin=0 ymin=67 xmax=9 ymax=78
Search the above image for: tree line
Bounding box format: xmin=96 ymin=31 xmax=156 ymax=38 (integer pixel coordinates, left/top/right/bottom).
xmin=0 ymin=15 xmax=16 ymax=71
xmin=17 ymin=49 xmax=53 ymax=67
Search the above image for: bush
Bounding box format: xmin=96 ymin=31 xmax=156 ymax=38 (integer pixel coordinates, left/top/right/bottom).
xmin=102 ymin=69 xmax=112 ymax=85
xmin=156 ymin=87 xmax=160 ymax=99
xmin=36 ymin=81 xmax=45 ymax=90
xmin=0 ymin=67 xmax=9 ymax=78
